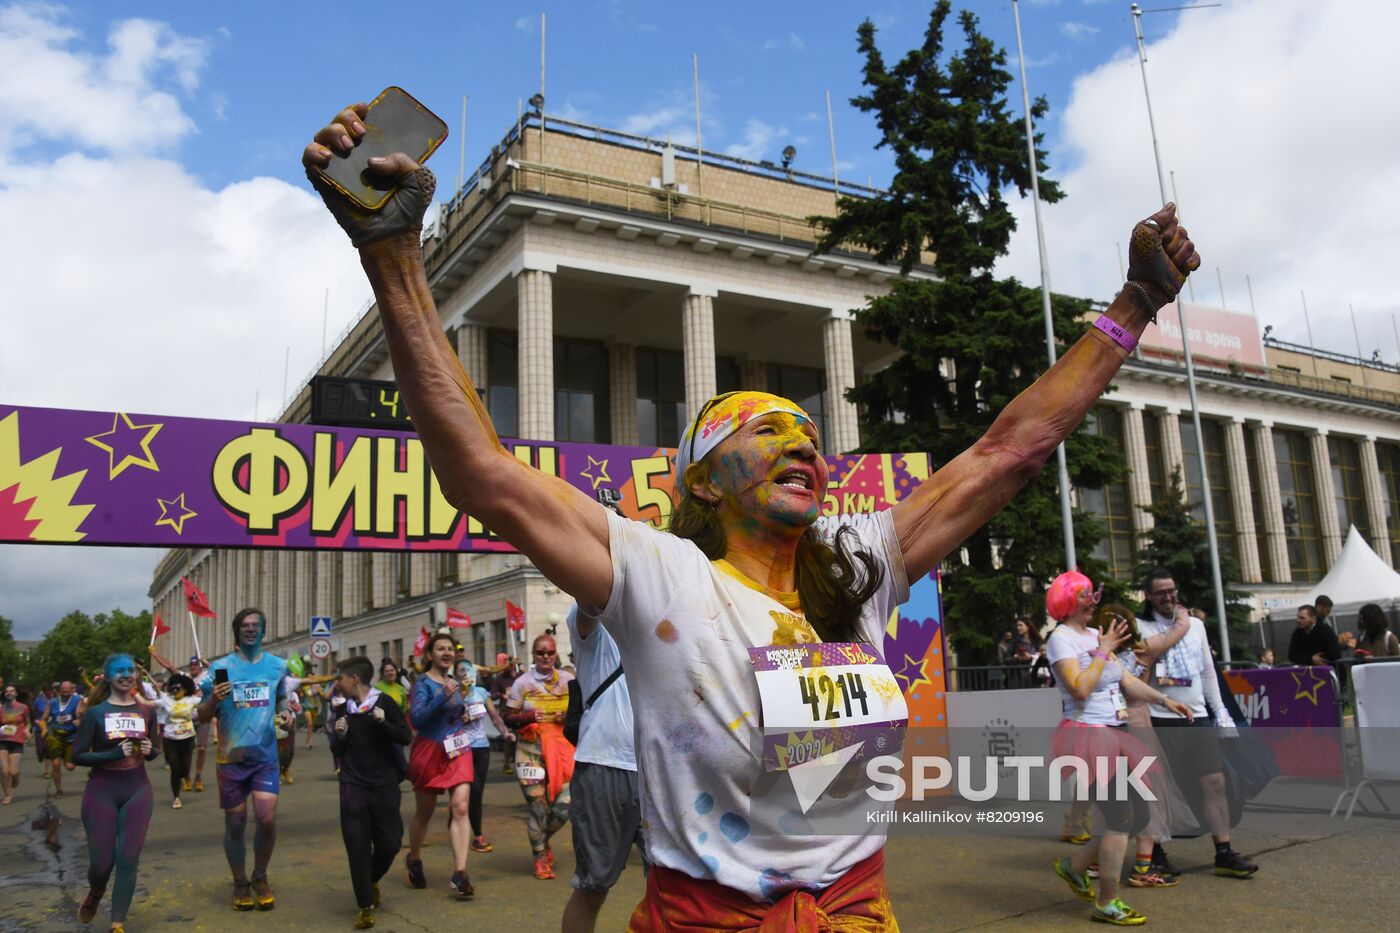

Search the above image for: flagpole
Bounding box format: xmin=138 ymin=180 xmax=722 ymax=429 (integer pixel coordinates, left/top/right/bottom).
xmin=187 ymin=610 xmax=203 ymax=661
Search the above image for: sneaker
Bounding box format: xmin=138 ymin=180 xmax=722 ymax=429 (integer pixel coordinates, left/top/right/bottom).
xmin=471 ymin=836 xmax=493 ymax=853
xmin=193 ymin=777 xmax=205 ymax=793
xmin=78 ymin=890 xmax=101 ymax=923
xmin=1060 ymin=829 xmax=1092 ymax=845
xmin=1127 ymin=867 xmax=1178 ymax=888
xmin=405 ymin=855 xmax=426 ymax=889
xmin=172 ymin=798 xmax=183 ymax=810
xmin=250 ymin=875 xmax=275 ymax=910
xmin=1091 ymin=897 xmax=1147 ymax=926
xmin=534 ymin=854 xmax=555 ymax=880
xmin=182 ymin=778 xmax=192 ymax=792
xmin=1086 ymin=863 xmax=1100 ymax=879
xmin=1054 ymin=857 xmax=1095 ymax=901
xmin=1214 ymin=849 xmax=1259 ymax=878
xmin=1150 ymin=843 xmax=1179 ymax=878
xmin=449 ymin=870 xmax=475 ymax=898
xmin=281 ymin=771 xmax=294 ymax=785
xmin=231 ymin=880 xmax=255 ymax=911
xmin=355 ymin=907 xmax=375 ymax=929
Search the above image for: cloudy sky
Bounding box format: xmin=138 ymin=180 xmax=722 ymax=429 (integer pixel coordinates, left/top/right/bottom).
xmin=2 ymin=0 xmax=1395 ymax=639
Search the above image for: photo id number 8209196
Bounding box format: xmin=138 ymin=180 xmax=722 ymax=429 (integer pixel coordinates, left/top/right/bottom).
xmin=796 ymin=672 xmax=870 ymax=722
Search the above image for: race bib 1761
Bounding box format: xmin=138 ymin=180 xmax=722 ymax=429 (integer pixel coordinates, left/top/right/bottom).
xmin=748 ymin=642 xmax=909 ymax=772
xmin=232 ymin=683 xmax=271 ymax=709
xmin=104 ymin=712 xmax=147 ymax=740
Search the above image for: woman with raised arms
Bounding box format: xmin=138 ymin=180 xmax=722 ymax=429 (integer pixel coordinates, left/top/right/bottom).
xmin=302 ymin=105 xmax=1200 ymax=931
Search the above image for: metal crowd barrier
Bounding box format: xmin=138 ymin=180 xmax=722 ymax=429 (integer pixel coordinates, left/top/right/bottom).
xmin=1329 ymin=656 xmax=1400 ymax=820
xmin=948 ymin=664 xmax=1049 ymax=692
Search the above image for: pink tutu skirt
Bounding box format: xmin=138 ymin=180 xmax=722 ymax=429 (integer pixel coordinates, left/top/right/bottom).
xmin=1050 ymin=720 xmax=1161 ymax=790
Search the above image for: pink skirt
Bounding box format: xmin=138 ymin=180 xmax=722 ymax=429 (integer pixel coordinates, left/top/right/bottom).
xmin=1050 ymin=720 xmax=1160 ymax=790
xmin=407 ymin=735 xmax=474 ymax=792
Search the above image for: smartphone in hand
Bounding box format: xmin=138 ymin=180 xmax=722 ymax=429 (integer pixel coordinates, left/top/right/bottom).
xmin=315 ymin=86 xmax=449 ymax=210
xmin=214 ymin=668 xmax=229 ymax=685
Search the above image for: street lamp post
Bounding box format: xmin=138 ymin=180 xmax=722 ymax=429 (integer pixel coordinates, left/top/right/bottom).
xmin=1131 ymin=2 xmax=1232 ymax=662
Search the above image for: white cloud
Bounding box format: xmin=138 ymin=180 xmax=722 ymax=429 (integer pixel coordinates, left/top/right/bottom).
xmin=0 ymin=4 xmax=368 ymax=634
xmin=996 ymin=0 xmax=1400 ymax=363
xmin=723 ymin=118 xmax=790 ymax=162
xmin=762 ymin=32 xmax=805 ymax=52
xmin=1060 ymin=21 xmax=1099 ymax=40
xmin=514 ymin=16 xmax=533 ymax=34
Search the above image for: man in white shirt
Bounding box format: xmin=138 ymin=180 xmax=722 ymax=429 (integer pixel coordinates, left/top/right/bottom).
xmin=1137 ymin=569 xmax=1259 ymax=879
xmin=562 ymin=604 xmax=645 ymax=933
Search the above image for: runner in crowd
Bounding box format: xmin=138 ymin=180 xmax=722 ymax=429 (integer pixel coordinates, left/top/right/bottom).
xmin=33 ymin=683 xmax=54 ymax=779
xmin=404 ymin=632 xmax=476 ymax=898
xmin=1136 ymin=569 xmax=1259 ymax=880
xmin=303 ymin=115 xmax=1198 ymax=925
xmin=375 ymin=660 xmax=409 ymax=713
xmin=150 ymin=649 xmax=212 ymax=792
xmin=329 ymin=656 xmax=412 ymax=930
xmin=488 ymin=652 xmax=518 ymax=775
xmin=453 ymin=658 xmax=513 ymax=854
xmin=42 ymin=679 xmax=82 ymax=798
xmin=73 ymin=654 xmax=160 ymax=933
xmin=1 ymin=684 xmax=31 ymax=805
xmin=198 ymin=609 xmax=292 ymax=911
xmin=1045 ymin=572 xmax=1194 ymax=926
xmin=562 ymin=606 xmax=644 ymax=932
xmin=148 ymin=674 xmax=200 ymax=809
xmin=302 ymin=681 xmax=323 ymax=749
xmin=503 ymin=633 xmax=575 ymax=880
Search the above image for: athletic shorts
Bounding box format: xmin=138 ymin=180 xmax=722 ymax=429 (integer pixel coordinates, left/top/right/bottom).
xmin=570 ymin=762 xmax=647 ymax=892
xmin=0 ymin=740 xmax=23 ymax=755
xmin=217 ymin=759 xmax=280 ymax=810
xmin=1151 ymin=717 xmax=1224 ymax=784
xmin=45 ymin=731 xmax=74 ymax=764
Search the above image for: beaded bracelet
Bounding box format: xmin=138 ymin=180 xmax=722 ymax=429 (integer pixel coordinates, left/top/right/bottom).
xmin=1122 ymin=281 xmax=1159 ymax=322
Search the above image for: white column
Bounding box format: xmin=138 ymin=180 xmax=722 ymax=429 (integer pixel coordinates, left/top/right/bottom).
xmin=1224 ymin=418 xmax=1262 ymax=583
xmin=609 ymin=342 xmax=639 ymax=446
xmin=1122 ymin=404 xmax=1155 ymax=538
xmin=341 ymin=553 xmax=360 ymax=617
xmin=1251 ymin=422 xmax=1291 ymax=583
xmin=516 ymin=269 xmax=554 ymax=441
xmin=411 ymin=554 xmax=435 ymax=597
xmin=455 ymin=322 xmax=488 ymax=388
xmin=1160 ymin=409 xmax=1186 ymax=493
xmin=1360 ymin=436 xmax=1393 ymax=565
xmin=1309 ymin=429 xmax=1343 ymax=567
xmin=682 ymin=289 xmax=717 ymax=417
xmin=822 ymin=313 xmax=860 ymax=454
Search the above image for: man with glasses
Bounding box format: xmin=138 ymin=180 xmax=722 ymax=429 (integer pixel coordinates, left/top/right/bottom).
xmin=1136 ymin=568 xmax=1259 ymax=880
xmin=503 ymin=633 xmax=576 ymax=879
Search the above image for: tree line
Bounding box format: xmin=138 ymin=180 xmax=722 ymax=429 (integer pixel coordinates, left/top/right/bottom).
xmin=0 ymin=609 xmax=154 ymax=692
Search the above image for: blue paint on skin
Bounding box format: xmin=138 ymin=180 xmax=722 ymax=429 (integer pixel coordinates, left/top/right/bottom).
xmin=719 ymin=812 xmax=750 ymax=843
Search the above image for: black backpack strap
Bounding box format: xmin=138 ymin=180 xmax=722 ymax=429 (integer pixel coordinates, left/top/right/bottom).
xmin=584 ymin=666 xmax=624 ymax=710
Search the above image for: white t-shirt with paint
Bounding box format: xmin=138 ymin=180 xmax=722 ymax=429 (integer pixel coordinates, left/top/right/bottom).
xmin=1046 ymin=624 xmax=1125 ymax=727
xmin=591 ymin=509 xmax=909 ymax=903
xmin=566 ymin=606 xmax=636 ymax=772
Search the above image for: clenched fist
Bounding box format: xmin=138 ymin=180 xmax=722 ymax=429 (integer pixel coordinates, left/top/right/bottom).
xmin=1127 ymin=203 xmax=1202 ymax=314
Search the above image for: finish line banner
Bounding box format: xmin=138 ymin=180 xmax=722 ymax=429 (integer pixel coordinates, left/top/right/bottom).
xmin=0 ymin=404 xmax=931 ymax=551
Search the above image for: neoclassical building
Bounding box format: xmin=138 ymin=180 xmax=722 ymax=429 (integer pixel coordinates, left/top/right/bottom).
xmin=148 ymin=112 xmax=1400 ymax=669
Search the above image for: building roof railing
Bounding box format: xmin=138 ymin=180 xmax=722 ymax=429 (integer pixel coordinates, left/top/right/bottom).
xmin=1263 ymin=334 xmax=1400 ymax=375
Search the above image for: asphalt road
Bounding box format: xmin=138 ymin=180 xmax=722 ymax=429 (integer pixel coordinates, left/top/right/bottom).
xmin=2 ymin=743 xmax=1397 ymax=931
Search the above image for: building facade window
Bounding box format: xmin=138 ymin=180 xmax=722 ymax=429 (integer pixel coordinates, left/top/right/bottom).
xmin=1179 ymin=418 xmax=1236 ymax=562
xmin=554 ymin=338 xmax=611 ymax=442
xmin=1244 ymin=429 xmax=1276 ymax=582
xmin=1379 ymin=442 xmax=1400 ymax=571
xmin=396 ymin=553 xmax=411 ymax=598
xmin=1273 ymin=428 xmax=1325 ymax=582
xmin=361 ymin=554 xmax=374 ymax=611
xmin=1081 ymin=407 xmax=1136 ymax=578
xmin=1143 ymin=411 xmax=1166 ymax=504
xmin=487 ymin=329 xmax=519 ymax=439
xmin=392 ymin=638 xmax=404 ymax=665
xmin=437 ymin=552 xmax=458 ymax=588
xmin=636 ymin=348 xmax=687 ymax=448
xmin=1327 ymin=435 xmax=1371 ymax=544
xmin=766 ymin=363 xmax=828 ymax=442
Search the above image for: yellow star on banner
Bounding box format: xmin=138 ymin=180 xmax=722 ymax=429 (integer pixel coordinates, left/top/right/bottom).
xmin=85 ymin=413 xmax=163 ymax=479
xmin=580 ymin=455 xmax=611 ymax=490
xmin=1291 ymin=668 xmax=1328 ymax=705
xmin=155 ymin=493 xmax=197 ymax=535
xmin=893 ymin=652 xmax=932 ymax=693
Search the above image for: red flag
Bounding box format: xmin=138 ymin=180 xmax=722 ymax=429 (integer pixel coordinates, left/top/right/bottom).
xmin=151 ymin=612 xmax=171 ymax=640
xmin=505 ymin=600 xmax=526 ymax=632
xmin=445 ymin=608 xmax=473 ymax=628
xmin=181 ymin=576 xmax=216 ymax=618
xmin=411 ymin=627 xmax=430 ymax=658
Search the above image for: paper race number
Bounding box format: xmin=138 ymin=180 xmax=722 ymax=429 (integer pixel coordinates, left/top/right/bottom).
xmin=443 ymin=731 xmax=471 ymax=759
xmin=516 ymin=764 xmax=546 ymax=783
xmin=0 ymin=724 xmax=17 ymax=737
xmin=232 ymin=683 xmax=271 ymax=708
xmin=104 ymin=713 xmax=147 ymax=739
xmin=466 ymin=703 xmax=486 ymax=721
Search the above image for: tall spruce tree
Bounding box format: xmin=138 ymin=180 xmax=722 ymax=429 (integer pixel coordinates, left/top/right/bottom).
xmin=814 ymin=3 xmax=1127 ymax=661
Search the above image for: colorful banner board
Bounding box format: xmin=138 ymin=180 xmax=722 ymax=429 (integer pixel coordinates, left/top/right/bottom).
xmin=0 ymin=404 xmax=931 ymax=551
xmin=1224 ymin=665 xmax=1342 ymax=777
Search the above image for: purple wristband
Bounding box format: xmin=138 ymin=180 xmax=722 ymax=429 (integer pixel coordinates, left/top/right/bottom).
xmin=1092 ymin=315 xmax=1138 ymax=353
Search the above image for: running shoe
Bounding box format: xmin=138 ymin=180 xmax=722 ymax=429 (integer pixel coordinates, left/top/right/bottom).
xmin=78 ymin=890 xmax=101 ymax=923
xmin=1091 ymin=898 xmax=1146 ymax=926
xmin=355 ymin=907 xmax=375 ymax=929
xmin=1127 ymin=867 xmax=1178 ymax=888
xmin=1086 ymin=863 xmax=1100 ymax=879
xmin=54 ymin=789 xmax=64 ymax=799
xmin=1053 ymin=857 xmax=1095 ymax=901
xmin=110 ymin=925 xmax=124 ymax=933
xmin=172 ymin=798 xmax=183 ymax=810
xmin=282 ymin=770 xmax=294 ymax=785
xmin=405 ymin=855 xmax=426 ymax=889
xmin=471 ymin=835 xmax=493 ymax=853
xmin=1150 ymin=843 xmax=1179 ymax=878
xmin=1213 ymin=849 xmax=1259 ymax=878
xmin=1060 ymin=829 xmax=1092 ymax=845
xmin=231 ymin=880 xmax=255 ymax=911
xmin=450 ymin=870 xmax=475 ymax=899
xmin=1 ymin=797 xmax=10 ymax=806
xmin=193 ymin=777 xmax=205 ymax=792
xmin=181 ymin=778 xmax=192 ymax=792
xmin=534 ymin=854 xmax=555 ymax=880
xmin=250 ymin=875 xmax=275 ymax=910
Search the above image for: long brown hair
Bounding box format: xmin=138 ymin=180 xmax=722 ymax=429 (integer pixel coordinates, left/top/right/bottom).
xmin=668 ymin=485 xmax=884 ymax=643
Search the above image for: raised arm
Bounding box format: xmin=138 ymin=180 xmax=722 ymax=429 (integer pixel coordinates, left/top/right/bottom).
xmin=893 ymin=205 xmax=1199 ymax=580
xmin=302 ymin=105 xmax=612 ymax=608
xmin=1139 ymin=605 xmax=1192 ymax=662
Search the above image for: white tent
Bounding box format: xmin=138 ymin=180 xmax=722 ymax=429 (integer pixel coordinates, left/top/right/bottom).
xmin=1304 ymin=526 xmax=1400 ymax=612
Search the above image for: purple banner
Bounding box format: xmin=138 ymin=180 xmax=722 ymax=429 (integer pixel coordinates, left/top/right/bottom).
xmin=0 ymin=404 xmax=932 ymax=551
xmin=1224 ymin=666 xmax=1341 ymax=777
